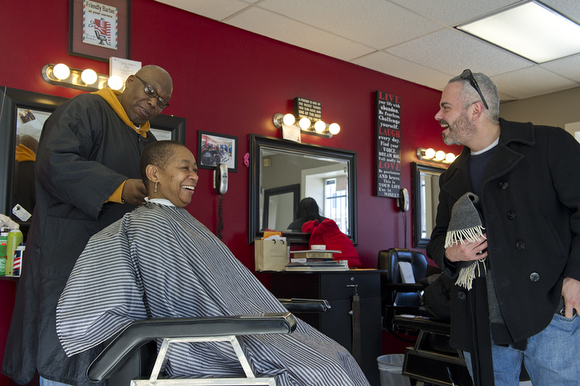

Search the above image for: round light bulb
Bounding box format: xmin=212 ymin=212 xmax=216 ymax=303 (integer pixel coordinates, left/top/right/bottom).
xmin=299 ymin=117 xmax=311 ymax=130
xmin=445 ymin=153 xmax=456 ymax=163
xmin=435 ymin=150 xmax=446 ymax=161
xmin=282 ymin=113 xmax=296 ymax=126
xmin=314 ymin=120 xmax=326 ymax=133
xmin=328 ymin=123 xmax=340 ymax=135
xmin=81 ymin=69 xmax=98 ymax=85
xmin=53 ymin=63 xmax=70 ymax=80
xmin=107 ymin=75 xmax=124 ymax=90
xmin=425 ymin=148 xmax=436 ymax=159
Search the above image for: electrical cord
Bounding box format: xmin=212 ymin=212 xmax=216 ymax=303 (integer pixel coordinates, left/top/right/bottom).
xmin=217 ymin=194 xmax=224 ymax=239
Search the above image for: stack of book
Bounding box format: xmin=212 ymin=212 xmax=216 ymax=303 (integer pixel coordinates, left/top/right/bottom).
xmin=285 ymin=250 xmax=348 ymax=271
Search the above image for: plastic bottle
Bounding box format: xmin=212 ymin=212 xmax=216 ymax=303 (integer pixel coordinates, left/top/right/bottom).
xmin=6 ymin=229 xmax=23 ymax=276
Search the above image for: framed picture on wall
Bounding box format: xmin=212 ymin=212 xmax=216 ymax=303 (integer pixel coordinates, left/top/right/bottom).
xmin=197 ymin=131 xmax=238 ymax=172
xmin=69 ymin=0 xmax=130 ymax=61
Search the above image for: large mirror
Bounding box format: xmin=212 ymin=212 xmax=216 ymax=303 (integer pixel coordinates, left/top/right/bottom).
xmin=0 ymin=86 xmax=186 ymax=234
xmin=249 ymin=134 xmax=357 ymax=245
xmin=412 ymin=162 xmax=445 ymax=248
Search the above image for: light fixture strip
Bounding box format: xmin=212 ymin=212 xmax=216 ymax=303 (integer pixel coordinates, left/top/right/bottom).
xmin=456 ymin=1 xmax=580 ymax=63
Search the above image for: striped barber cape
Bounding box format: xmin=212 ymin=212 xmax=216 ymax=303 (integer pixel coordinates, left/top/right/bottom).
xmin=56 ymin=202 xmax=369 ymax=386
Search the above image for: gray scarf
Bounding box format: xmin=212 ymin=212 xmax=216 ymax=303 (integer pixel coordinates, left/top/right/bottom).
xmin=444 ymin=192 xmax=486 ymax=290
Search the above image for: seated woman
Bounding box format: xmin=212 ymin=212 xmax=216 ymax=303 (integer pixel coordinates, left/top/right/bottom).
xmin=56 ymin=140 xmax=369 ymax=386
xmin=287 ymin=197 xmax=327 ymax=231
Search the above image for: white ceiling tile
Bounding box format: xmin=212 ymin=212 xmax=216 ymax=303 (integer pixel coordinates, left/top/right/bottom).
xmin=491 ymin=67 xmax=580 ymax=99
xmin=257 ymin=0 xmax=442 ymax=49
xmin=154 ymin=0 xmax=251 ymax=21
xmin=542 ymin=0 xmax=580 ymax=23
xmin=540 ymin=54 xmax=580 ymax=83
xmin=388 ymin=0 xmax=519 ymax=25
xmin=226 ymin=7 xmax=375 ymax=61
xmin=352 ymin=51 xmax=453 ymax=91
xmin=386 ymin=29 xmax=533 ymax=77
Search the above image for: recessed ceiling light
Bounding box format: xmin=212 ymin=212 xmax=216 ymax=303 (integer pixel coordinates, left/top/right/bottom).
xmin=456 ymin=1 xmax=580 ymax=63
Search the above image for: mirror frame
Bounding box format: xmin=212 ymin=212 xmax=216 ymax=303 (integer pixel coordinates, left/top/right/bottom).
xmin=249 ymin=134 xmax=358 ymax=245
xmin=0 ymin=86 xmax=186 ymax=217
xmin=412 ymin=162 xmax=446 ymax=248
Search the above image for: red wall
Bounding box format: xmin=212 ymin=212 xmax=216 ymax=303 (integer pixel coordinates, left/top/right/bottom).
xmin=0 ymin=1 xmax=460 ymax=384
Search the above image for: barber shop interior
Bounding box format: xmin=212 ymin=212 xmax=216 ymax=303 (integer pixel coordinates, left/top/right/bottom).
xmin=1 ymin=1 xmax=580 ymax=386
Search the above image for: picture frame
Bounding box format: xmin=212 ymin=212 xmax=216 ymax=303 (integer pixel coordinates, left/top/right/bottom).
xmin=69 ymin=0 xmax=130 ymax=62
xmin=197 ymin=131 xmax=238 ymax=172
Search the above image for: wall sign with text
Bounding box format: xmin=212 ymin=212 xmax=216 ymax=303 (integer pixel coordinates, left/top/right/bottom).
xmin=375 ymin=91 xmax=401 ymax=198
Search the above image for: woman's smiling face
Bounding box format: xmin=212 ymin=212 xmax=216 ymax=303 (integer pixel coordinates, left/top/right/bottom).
xmin=155 ymin=146 xmax=199 ymax=207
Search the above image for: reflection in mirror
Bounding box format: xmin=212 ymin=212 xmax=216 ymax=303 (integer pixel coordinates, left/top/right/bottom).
xmin=249 ymin=134 xmax=357 ymax=245
xmin=412 ymin=162 xmax=445 ymax=248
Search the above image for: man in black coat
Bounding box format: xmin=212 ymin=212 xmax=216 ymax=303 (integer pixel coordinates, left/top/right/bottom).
xmin=2 ymin=65 xmax=173 ymax=386
xmin=427 ymin=70 xmax=580 ymax=386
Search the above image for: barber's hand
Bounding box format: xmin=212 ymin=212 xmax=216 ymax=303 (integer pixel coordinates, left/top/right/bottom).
xmin=122 ymin=179 xmax=148 ymax=206
xmin=445 ymin=234 xmax=487 ymax=263
xmin=562 ymin=277 xmax=580 ymax=318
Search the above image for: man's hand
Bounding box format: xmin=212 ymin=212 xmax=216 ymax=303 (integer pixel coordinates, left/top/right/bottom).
xmin=122 ymin=179 xmax=147 ymax=206
xmin=562 ymin=277 xmax=580 ymax=318
xmin=445 ymin=234 xmax=488 ymax=262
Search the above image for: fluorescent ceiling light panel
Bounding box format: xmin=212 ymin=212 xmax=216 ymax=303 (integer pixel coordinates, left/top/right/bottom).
xmin=456 ymin=1 xmax=580 ymax=63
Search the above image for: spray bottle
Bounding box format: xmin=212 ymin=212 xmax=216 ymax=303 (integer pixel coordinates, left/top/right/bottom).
xmin=6 ymin=228 xmax=23 ymax=276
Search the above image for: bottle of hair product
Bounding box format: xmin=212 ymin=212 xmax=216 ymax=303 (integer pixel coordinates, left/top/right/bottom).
xmin=6 ymin=229 xmax=23 ymax=276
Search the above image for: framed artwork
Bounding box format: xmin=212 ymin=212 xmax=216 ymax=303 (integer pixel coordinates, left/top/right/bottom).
xmin=69 ymin=0 xmax=130 ymax=61
xmin=197 ymin=131 xmax=238 ymax=172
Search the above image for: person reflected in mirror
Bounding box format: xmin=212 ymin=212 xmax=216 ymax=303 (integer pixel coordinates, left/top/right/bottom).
xmin=56 ymin=141 xmax=370 ymax=386
xmin=2 ymin=65 xmax=173 ymax=386
xmin=12 ymin=134 xmax=39 ymax=218
xmin=287 ymin=197 xmax=327 ymax=231
xmin=427 ymin=70 xmax=580 ymax=386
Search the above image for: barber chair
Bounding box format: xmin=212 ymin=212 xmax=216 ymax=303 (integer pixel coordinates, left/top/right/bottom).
xmin=377 ymin=248 xmax=429 ymax=332
xmin=87 ymin=299 xmax=329 ymax=386
xmin=378 ymin=248 xmax=473 ymax=386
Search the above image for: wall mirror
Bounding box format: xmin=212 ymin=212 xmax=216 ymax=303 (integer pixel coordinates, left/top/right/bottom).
xmin=0 ymin=86 xmax=186 ymax=230
xmin=412 ymin=162 xmax=445 ymax=248
xmin=249 ymin=134 xmax=357 ymax=245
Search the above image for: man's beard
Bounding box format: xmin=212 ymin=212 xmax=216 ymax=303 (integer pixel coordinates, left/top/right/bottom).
xmin=441 ymin=112 xmax=476 ymax=146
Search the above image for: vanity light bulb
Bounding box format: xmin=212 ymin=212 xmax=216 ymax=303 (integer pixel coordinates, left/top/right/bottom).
xmin=329 ymin=123 xmax=340 ymax=135
xmin=314 ymin=120 xmax=326 ymax=133
xmin=53 ymin=63 xmax=70 ymax=80
xmin=425 ymin=148 xmax=436 ymax=159
xmin=435 ymin=150 xmax=446 ymax=161
xmin=282 ymin=113 xmax=296 ymax=126
xmin=299 ymin=117 xmax=311 ymax=130
xmin=445 ymin=153 xmax=456 ymax=163
xmin=108 ymin=75 xmax=124 ymax=90
xmin=81 ymin=69 xmax=98 ymax=85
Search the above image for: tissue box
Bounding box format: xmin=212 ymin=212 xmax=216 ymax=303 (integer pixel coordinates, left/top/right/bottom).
xmin=254 ymin=238 xmax=289 ymax=272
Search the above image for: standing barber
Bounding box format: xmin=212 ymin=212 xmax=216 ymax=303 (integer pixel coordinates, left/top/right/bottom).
xmin=427 ymin=70 xmax=580 ymax=385
xmin=2 ymin=65 xmax=173 ymax=386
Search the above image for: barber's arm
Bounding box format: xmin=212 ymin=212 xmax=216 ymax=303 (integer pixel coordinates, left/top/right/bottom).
xmin=36 ymin=100 xmax=131 ymax=219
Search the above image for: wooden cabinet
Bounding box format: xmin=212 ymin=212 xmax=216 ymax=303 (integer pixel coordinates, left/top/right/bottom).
xmin=271 ymin=270 xmax=382 ymax=386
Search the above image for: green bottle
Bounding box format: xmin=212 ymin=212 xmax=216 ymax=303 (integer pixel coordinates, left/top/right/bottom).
xmin=6 ymin=229 xmax=23 ymax=276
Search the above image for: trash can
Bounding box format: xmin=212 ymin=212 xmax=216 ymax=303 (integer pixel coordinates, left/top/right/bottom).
xmin=377 ymin=354 xmax=411 ymax=386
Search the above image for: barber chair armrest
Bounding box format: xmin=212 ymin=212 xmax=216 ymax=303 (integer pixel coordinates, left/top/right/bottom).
xmin=392 ymin=315 xmax=450 ymax=335
xmin=87 ymin=312 xmax=296 ymax=383
xmin=382 ymin=283 xmax=425 ymax=293
xmin=278 ymin=298 xmax=331 ymax=313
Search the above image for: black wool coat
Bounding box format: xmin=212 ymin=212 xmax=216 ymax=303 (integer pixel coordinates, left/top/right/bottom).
xmin=427 ymin=118 xmax=580 ymax=385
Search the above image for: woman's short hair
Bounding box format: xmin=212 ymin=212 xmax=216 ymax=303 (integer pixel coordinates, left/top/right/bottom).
xmin=140 ymin=140 xmax=187 ymax=185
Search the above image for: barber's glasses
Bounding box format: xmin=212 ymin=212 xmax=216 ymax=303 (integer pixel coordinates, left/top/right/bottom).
xmin=460 ymin=69 xmax=489 ymax=110
xmin=134 ymin=75 xmax=170 ymax=109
